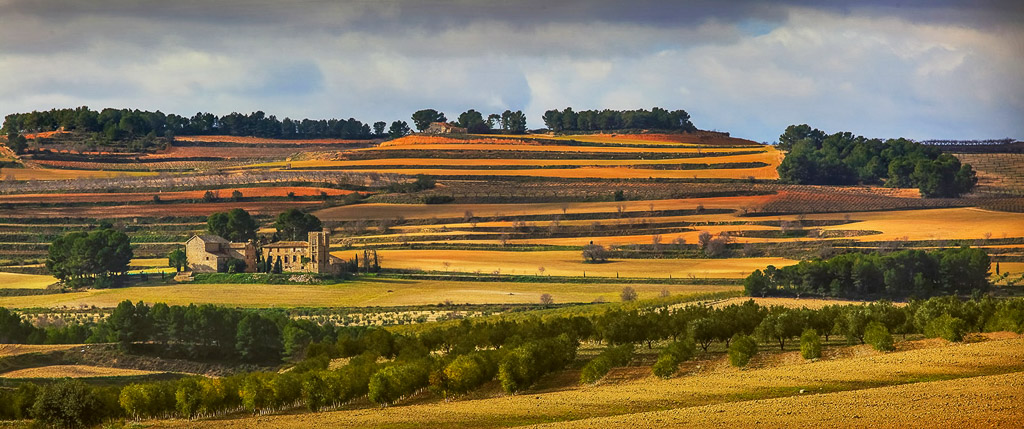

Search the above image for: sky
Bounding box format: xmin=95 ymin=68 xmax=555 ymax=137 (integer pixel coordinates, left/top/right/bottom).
xmin=0 ymin=0 xmax=1022 ymax=142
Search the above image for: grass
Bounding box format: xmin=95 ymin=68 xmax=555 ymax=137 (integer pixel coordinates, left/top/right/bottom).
xmin=0 ymin=278 xmax=738 ymax=309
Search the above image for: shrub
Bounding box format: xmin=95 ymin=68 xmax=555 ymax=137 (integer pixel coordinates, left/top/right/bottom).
xmin=368 ymin=360 xmax=431 ymax=406
xmin=580 ymin=344 xmax=633 ymax=384
xmin=925 ymin=314 xmax=967 ymax=342
xmin=651 ymin=338 xmax=695 ymax=379
xmin=439 ymin=351 xmax=498 ymax=396
xmin=620 ymin=286 xmax=638 ymax=302
xmin=422 ymin=195 xmax=455 ymax=204
xmin=652 ymin=354 xmax=679 ymax=378
xmin=580 ymin=356 xmax=613 ymax=384
xmin=799 ymin=329 xmax=822 ymax=359
xmin=864 ymin=321 xmax=894 ymax=351
xmin=728 ymin=334 xmax=757 ymax=367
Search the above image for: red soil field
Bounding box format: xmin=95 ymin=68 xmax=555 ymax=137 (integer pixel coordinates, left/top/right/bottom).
xmin=173 ymin=136 xmax=375 ymax=145
xmin=380 ymin=135 xmax=538 ymax=147
xmin=0 ymin=187 xmax=355 ymax=204
xmin=588 ymin=132 xmax=762 ymax=146
xmin=0 ymin=201 xmax=323 ymax=218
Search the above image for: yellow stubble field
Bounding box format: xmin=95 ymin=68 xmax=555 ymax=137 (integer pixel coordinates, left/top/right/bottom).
xmin=368 ymin=249 xmax=795 ymax=279
xmin=0 ymin=278 xmax=737 ymax=309
xmin=0 ymin=365 xmax=166 ymax=379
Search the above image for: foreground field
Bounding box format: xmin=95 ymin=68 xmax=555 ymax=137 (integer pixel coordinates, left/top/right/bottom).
xmin=541 ymin=372 xmax=1024 ymax=428
xmin=155 ymin=335 xmax=1024 ymax=428
xmin=0 ymin=278 xmax=737 ymax=309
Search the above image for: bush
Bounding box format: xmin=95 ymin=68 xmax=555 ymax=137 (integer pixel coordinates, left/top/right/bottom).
xmin=439 ymin=351 xmax=499 ymax=396
xmin=368 ymin=360 xmax=431 ymax=406
xmin=652 ymin=354 xmax=679 ymax=378
xmin=498 ymin=335 xmax=577 ymax=394
xmin=580 ymin=344 xmax=633 ymax=384
xmin=651 ymin=338 xmax=695 ymax=379
xmin=580 ymin=356 xmax=613 ymax=384
xmin=925 ymin=314 xmax=967 ymax=342
xmin=620 ymin=286 xmax=638 ymax=302
xmin=728 ymin=335 xmax=757 ymax=367
xmin=864 ymin=321 xmax=894 ymax=351
xmin=422 ymin=195 xmax=455 ymax=204
xmin=799 ymin=329 xmax=822 ymax=359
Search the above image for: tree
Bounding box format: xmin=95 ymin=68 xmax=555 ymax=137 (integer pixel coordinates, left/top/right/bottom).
xmin=5 ymin=132 xmax=27 ymax=154
xmin=207 ymin=208 xmax=257 ymax=242
xmin=758 ymin=309 xmax=803 ymax=350
xmin=411 ymin=109 xmax=447 ymax=131
xmin=168 ymin=248 xmax=187 ymax=272
xmin=373 ymin=121 xmax=387 ymax=137
xmin=231 ymin=189 xmax=243 ymax=201
xmin=388 ymin=120 xmax=411 ymax=139
xmin=274 ymin=209 xmax=323 ymax=241
xmin=620 ymin=286 xmax=638 ymax=302
xmin=500 ymin=110 xmax=527 ymax=133
xmin=225 ymin=258 xmax=246 ymax=274
xmin=540 ymin=293 xmax=554 ymax=305
xmin=32 ymin=379 xmax=101 ymax=428
xmin=236 ymin=314 xmax=283 ymax=363
xmin=456 ymin=109 xmax=489 ymax=133
xmin=582 ymin=244 xmax=608 ymax=263
xmin=47 ymin=228 xmax=132 ymax=286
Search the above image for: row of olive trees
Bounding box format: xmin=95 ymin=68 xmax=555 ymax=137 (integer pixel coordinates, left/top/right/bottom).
xmin=3 ymin=295 xmax=1023 ymax=425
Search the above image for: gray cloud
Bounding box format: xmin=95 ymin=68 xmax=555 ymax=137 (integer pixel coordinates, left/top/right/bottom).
xmin=0 ymin=1 xmax=1021 ymax=141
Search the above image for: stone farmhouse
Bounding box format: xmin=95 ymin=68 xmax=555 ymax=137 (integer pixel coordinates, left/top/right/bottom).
xmin=262 ymin=228 xmax=344 ymax=274
xmin=185 ymin=228 xmax=343 ymax=275
xmin=424 ymin=121 xmax=467 ymax=134
xmin=185 ymin=235 xmax=257 ymax=273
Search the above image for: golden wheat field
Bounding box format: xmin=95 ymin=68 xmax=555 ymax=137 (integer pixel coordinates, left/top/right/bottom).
xmin=152 ymin=335 xmax=1024 ymax=428
xmin=0 ymin=279 xmax=736 ymax=309
xmin=315 ymin=196 xmax=774 ymax=221
xmin=258 ymin=151 xmax=778 ymax=169
xmin=370 ymin=250 xmax=795 ymax=279
xmin=0 ymin=272 xmax=57 ymax=289
xmin=0 ymin=344 xmax=83 ymax=358
xmin=0 ymin=167 xmax=157 ymax=180
xmin=709 ymin=297 xmax=903 ymax=309
xmin=262 ymin=165 xmax=781 ymax=180
xmin=368 ymin=143 xmax=767 ymax=154
xmin=0 ymin=365 xmax=165 ymax=379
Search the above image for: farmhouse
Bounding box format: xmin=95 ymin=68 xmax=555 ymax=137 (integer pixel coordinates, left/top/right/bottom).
xmin=424 ymin=121 xmax=467 ymax=134
xmin=262 ymin=228 xmax=345 ymax=274
xmin=185 ymin=235 xmax=257 ymax=273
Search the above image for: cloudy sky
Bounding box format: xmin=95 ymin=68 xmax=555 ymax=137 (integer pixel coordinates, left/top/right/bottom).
xmin=1 ymin=0 xmax=1021 ymax=142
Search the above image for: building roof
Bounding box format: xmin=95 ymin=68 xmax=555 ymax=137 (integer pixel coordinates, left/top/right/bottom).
xmin=190 ymin=234 xmax=230 ymax=244
xmin=263 ymin=241 xmax=309 ymax=248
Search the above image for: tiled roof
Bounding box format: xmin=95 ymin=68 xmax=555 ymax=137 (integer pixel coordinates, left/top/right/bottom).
xmin=263 ymin=241 xmax=309 ymax=248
